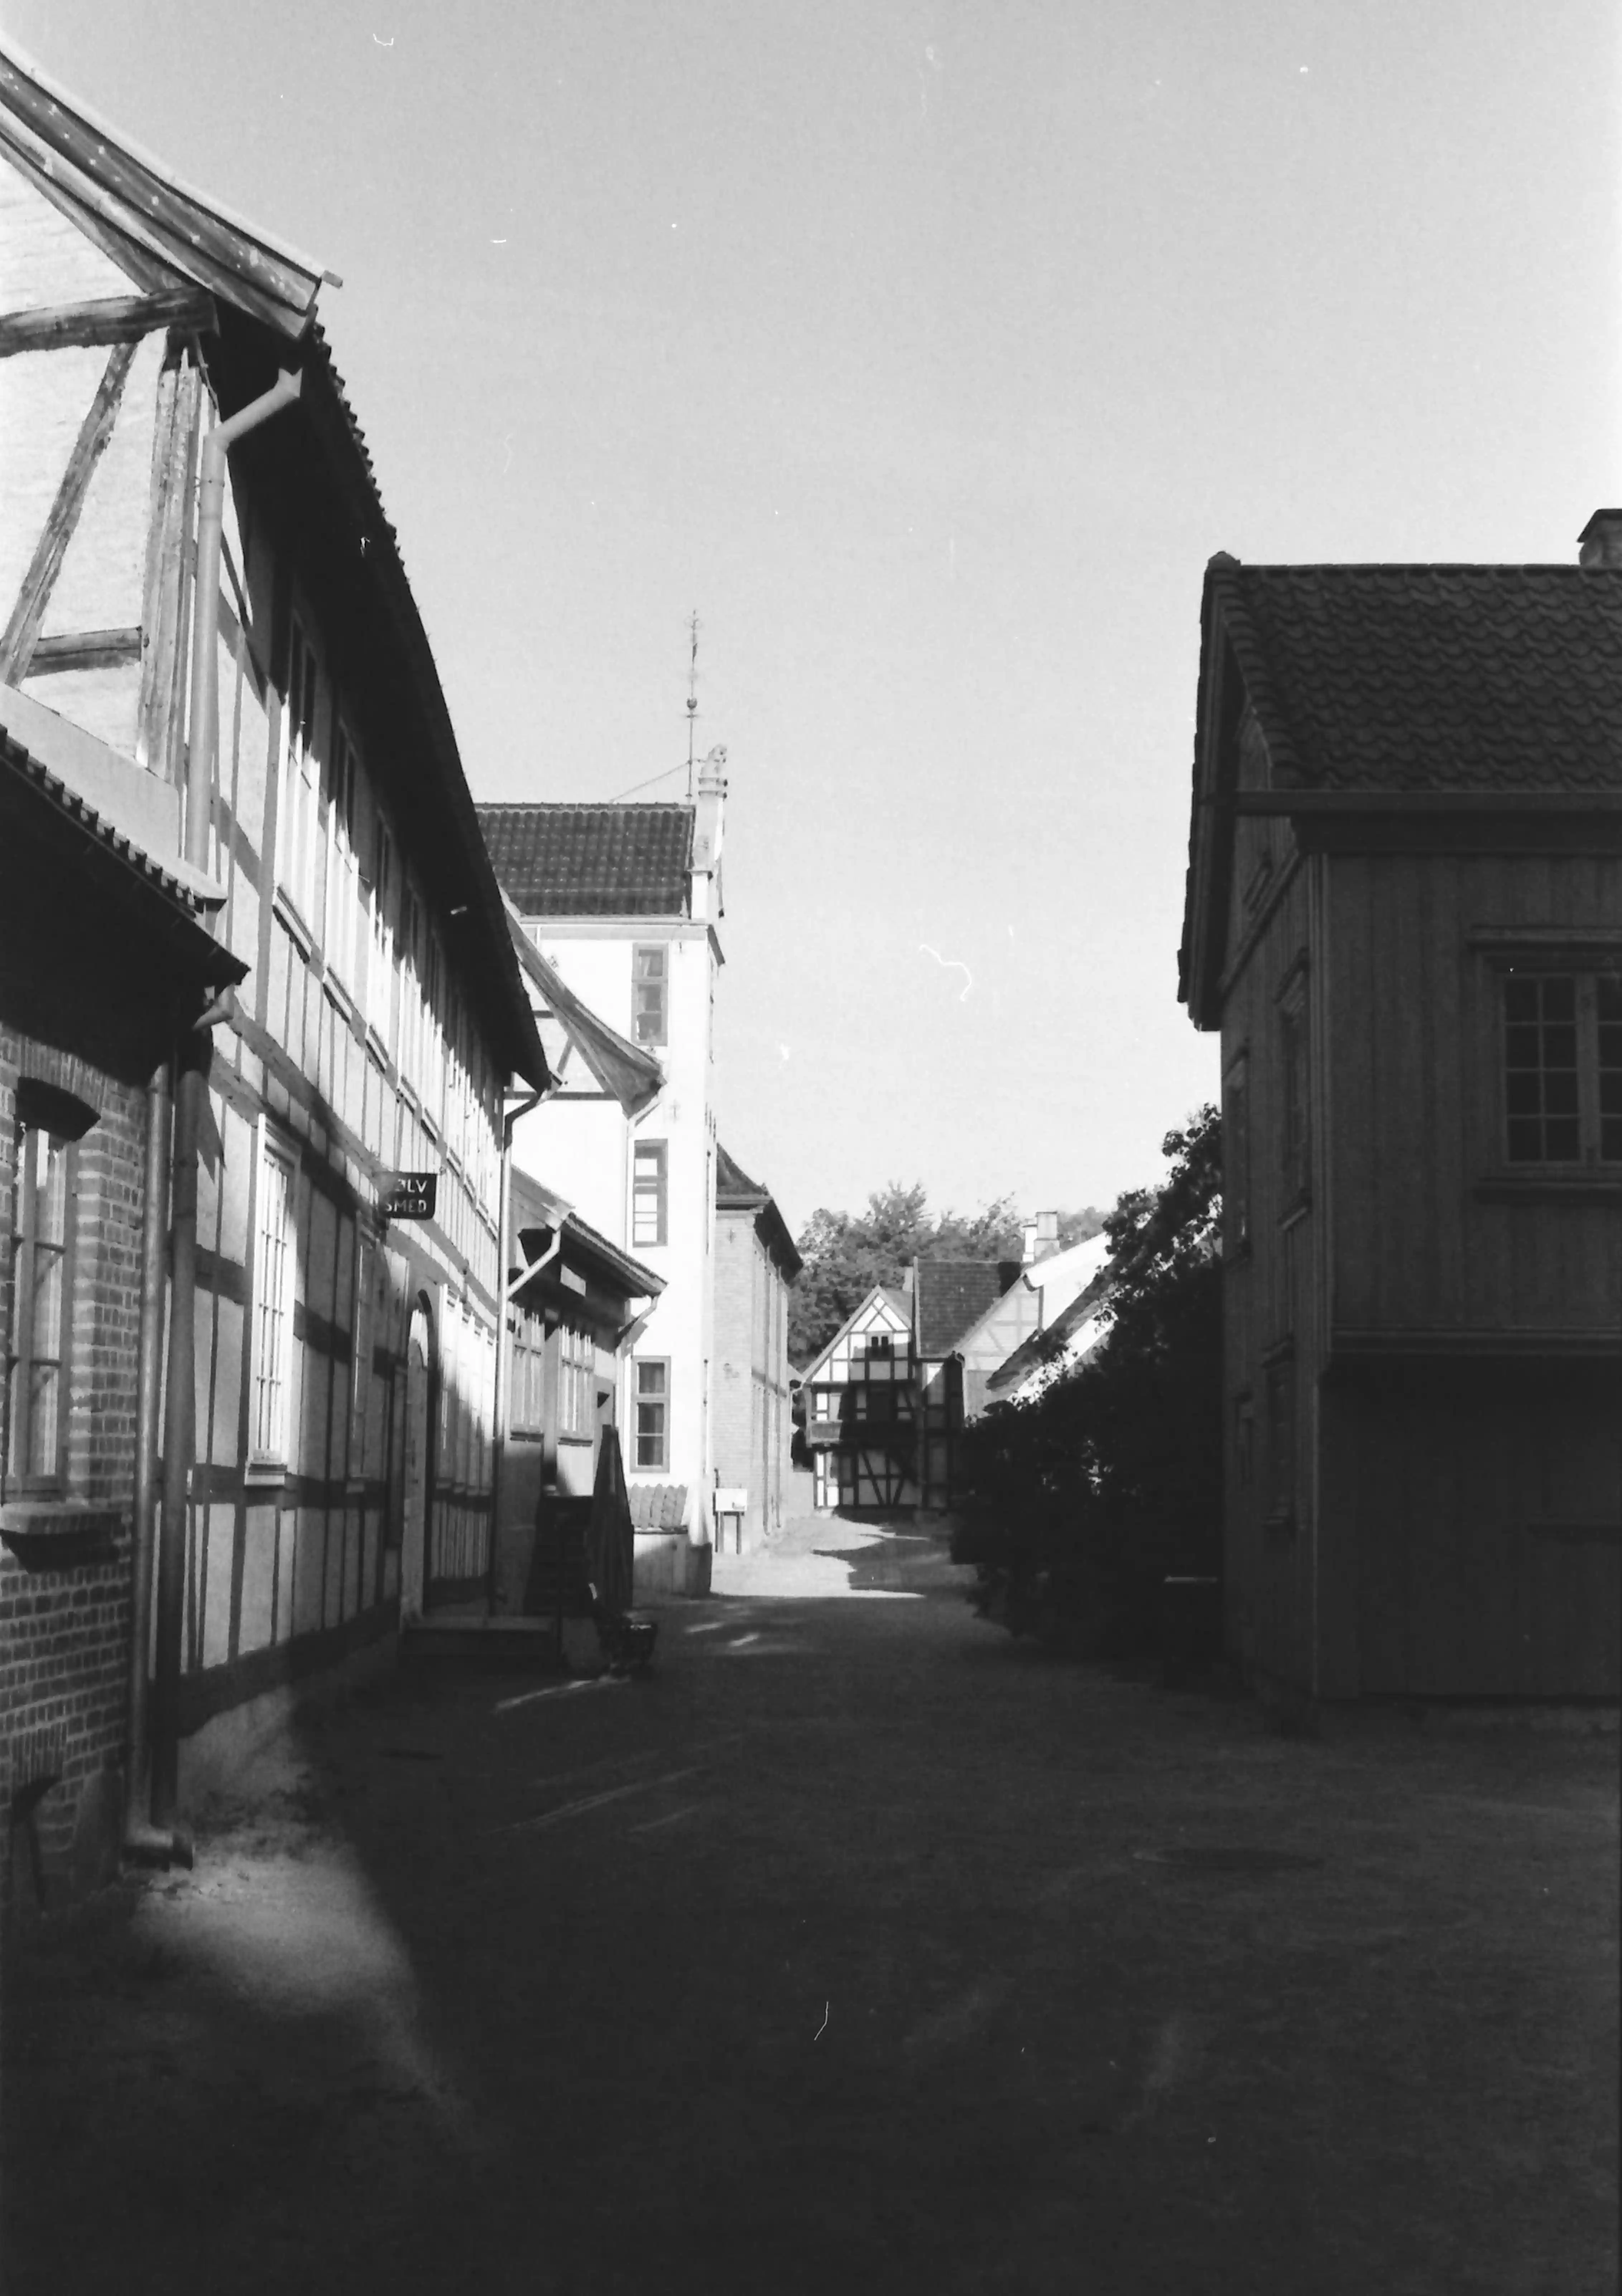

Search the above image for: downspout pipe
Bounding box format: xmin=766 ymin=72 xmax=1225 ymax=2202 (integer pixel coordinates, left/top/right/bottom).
xmin=149 ymin=368 xmax=302 ymax=1838
xmin=123 ymin=1063 xmax=181 ymax=1865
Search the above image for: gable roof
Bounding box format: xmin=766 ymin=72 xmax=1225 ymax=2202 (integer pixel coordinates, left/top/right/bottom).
xmin=505 ymin=902 xmax=662 ymax=1117
xmin=0 ymin=42 xmax=546 ymax=1089
xmin=478 ymin=804 xmax=694 ymax=918
xmin=798 ymin=1282 xmax=911 ymax=1384
xmin=1180 ymin=552 xmax=1622 ymax=1029
xmin=1205 ymin=558 xmax=1622 ymax=794
xmin=988 ymin=1263 xmax=1116 ymax=1400
xmin=714 ymin=1143 xmax=802 ymax=1279
xmin=913 ymin=1260 xmax=1023 ymax=1359
xmin=0 ymin=38 xmax=327 ymax=336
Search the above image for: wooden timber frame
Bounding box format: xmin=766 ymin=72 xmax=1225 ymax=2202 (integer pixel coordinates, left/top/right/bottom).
xmin=800 ymin=1286 xmax=919 ymax=1514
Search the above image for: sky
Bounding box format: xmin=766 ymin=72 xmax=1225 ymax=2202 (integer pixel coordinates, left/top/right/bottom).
xmin=6 ymin=0 xmax=1619 ymax=1238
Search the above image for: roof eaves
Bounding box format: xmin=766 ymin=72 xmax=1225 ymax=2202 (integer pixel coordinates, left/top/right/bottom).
xmin=0 ymin=39 xmax=328 ymax=336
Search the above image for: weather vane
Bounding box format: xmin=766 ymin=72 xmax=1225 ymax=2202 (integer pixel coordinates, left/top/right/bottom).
xmin=686 ymin=608 xmax=701 ymax=796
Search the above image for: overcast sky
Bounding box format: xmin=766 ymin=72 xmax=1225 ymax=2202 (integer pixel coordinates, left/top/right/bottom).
xmin=9 ymin=0 xmax=1618 ymax=1235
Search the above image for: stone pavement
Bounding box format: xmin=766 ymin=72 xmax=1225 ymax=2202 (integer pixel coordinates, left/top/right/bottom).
xmin=4 ymin=1515 xmax=1616 ymax=2295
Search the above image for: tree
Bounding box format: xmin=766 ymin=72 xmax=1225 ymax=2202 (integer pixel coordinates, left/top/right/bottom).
xmin=951 ymin=1108 xmax=1223 ymax=1654
xmin=789 ymin=1184 xmax=1024 ymax=1367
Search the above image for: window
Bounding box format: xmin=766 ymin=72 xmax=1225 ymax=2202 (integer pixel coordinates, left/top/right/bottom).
xmin=6 ymin=1119 xmax=76 ymax=1493
xmin=250 ymin=1129 xmax=297 ymax=1471
xmin=1278 ymin=981 xmax=1309 ymax=1208
xmin=1223 ymin=1053 xmax=1250 ymax=1257
xmin=633 ymin=944 xmax=668 ymax=1046
xmin=510 ymin=1307 xmax=546 ymax=1437
xmin=369 ymin=817 xmax=394 ymax=1046
xmin=1503 ymin=972 xmax=1622 ymax=1164
xmin=326 ymin=722 xmax=363 ymax=996
xmin=633 ymin=1358 xmax=668 ymax=1470
xmin=560 ymin=1325 xmax=593 ymax=1440
xmin=398 ymin=881 xmax=422 ymax=1092
xmin=865 ymin=1333 xmax=894 ymax=1362
xmin=632 ymin=1139 xmax=667 ymax=1248
xmin=279 ymin=620 xmax=321 ymax=928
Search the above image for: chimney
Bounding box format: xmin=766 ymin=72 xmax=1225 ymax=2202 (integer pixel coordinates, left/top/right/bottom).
xmin=690 ymin=745 xmax=727 ymax=922
xmin=1023 ymin=1210 xmax=1060 ymax=1264
xmin=1577 ymin=511 xmax=1622 ymax=568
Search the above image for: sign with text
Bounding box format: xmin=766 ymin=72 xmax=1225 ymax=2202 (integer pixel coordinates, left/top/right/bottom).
xmin=713 ymin=1487 xmax=748 ymax=1515
xmin=382 ymin=1171 xmax=438 ymax=1222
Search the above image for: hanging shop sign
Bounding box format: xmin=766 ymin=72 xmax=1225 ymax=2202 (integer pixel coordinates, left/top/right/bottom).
xmin=382 ymin=1171 xmax=438 ymax=1222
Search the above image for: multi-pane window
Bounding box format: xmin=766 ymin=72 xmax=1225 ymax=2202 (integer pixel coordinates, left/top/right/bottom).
xmin=370 ymin=818 xmax=394 ymax=1047
xmin=632 ymin=1139 xmax=668 ymax=1247
xmin=6 ymin=1121 xmax=75 ymax=1493
xmin=633 ymin=1358 xmax=668 ymax=1470
xmin=633 ymin=944 xmax=668 ymax=1046
xmin=398 ymin=882 xmax=422 ymax=1092
xmin=326 ymin=723 xmax=363 ymax=997
xmin=250 ymin=1130 xmax=297 ymax=1469
xmin=1503 ymin=972 xmax=1622 ymax=1164
xmin=510 ymin=1307 xmax=546 ymax=1437
xmin=280 ymin=620 xmax=321 ymax=928
xmin=560 ymin=1325 xmax=593 ymax=1439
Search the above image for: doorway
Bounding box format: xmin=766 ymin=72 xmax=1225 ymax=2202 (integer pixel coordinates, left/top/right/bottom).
xmin=400 ymin=1293 xmax=433 ymax=1619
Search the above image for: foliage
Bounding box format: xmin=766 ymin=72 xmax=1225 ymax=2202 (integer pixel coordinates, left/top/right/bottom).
xmin=788 ymin=1186 xmax=1105 ymax=1367
xmin=950 ymin=1108 xmax=1223 ymax=1656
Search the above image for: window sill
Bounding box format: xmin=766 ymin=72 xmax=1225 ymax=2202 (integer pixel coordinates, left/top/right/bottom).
xmin=558 ymin=1432 xmax=594 ymax=1447
xmin=1475 ymin=1173 xmax=1622 ymax=1205
xmin=0 ymin=1500 xmax=123 ymax=1554
xmin=273 ymin=888 xmax=316 ymax=960
xmin=244 ymin=1460 xmax=289 ymax=1490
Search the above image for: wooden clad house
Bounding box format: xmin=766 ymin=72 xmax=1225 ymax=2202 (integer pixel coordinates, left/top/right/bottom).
xmin=1180 ymin=530 xmax=1622 ymax=1703
xmin=494 ymin=1166 xmax=663 ymax=1619
xmin=801 ymin=1285 xmax=920 ymax=1514
xmin=0 ymin=44 xmax=547 ymax=1834
xmin=712 ymin=1144 xmax=800 ymax=1552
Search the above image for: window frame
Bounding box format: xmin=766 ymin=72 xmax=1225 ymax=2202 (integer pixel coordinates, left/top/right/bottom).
xmin=632 ymin=943 xmax=668 ymax=1048
xmin=5 ymin=1118 xmax=78 ymax=1497
xmin=278 ymin=616 xmax=322 ymax=936
xmin=632 ymin=1138 xmax=668 ymax=1249
xmin=1498 ymin=963 xmax=1622 ymax=1169
xmin=559 ymin=1322 xmax=594 ymax=1442
xmin=1276 ymin=965 xmax=1310 ymax=1217
xmin=325 ymin=716 xmax=364 ymax=1003
xmin=247 ymin=1122 xmax=298 ymax=1482
xmin=633 ymin=1357 xmax=669 ymax=1471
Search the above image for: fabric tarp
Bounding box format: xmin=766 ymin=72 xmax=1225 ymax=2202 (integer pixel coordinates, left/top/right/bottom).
xmin=585 ymin=1424 xmax=636 ymax=1617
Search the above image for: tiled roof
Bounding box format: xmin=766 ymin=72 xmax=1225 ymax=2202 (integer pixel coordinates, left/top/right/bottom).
xmin=478 ymin=804 xmax=694 ymax=917
xmin=714 ymin=1143 xmax=802 ymax=1279
xmin=1207 ymin=560 xmax=1622 ymax=791
xmin=914 ymin=1261 xmax=1022 ymax=1359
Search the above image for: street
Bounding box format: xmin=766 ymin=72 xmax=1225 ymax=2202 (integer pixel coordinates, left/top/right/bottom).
xmin=5 ymin=1516 xmax=1617 ymax=2296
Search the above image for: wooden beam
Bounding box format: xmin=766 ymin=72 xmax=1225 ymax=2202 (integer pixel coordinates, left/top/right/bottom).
xmin=27 ymin=626 xmax=144 ymax=675
xmin=0 ymin=341 xmax=138 ymax=684
xmin=0 ymin=287 xmax=216 ymax=360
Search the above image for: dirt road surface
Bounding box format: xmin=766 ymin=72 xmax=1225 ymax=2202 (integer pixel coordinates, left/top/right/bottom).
xmin=4 ymin=1516 xmax=1616 ymax=2293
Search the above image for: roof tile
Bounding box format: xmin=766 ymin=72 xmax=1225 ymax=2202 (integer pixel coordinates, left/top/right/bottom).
xmin=914 ymin=1261 xmax=1022 ymax=1358
xmin=1210 ymin=563 xmax=1622 ymax=791
xmin=478 ymin=804 xmax=694 ymax=917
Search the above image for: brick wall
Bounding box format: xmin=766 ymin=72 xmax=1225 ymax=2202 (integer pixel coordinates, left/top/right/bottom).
xmin=1 ymin=1030 xmax=146 ymax=1912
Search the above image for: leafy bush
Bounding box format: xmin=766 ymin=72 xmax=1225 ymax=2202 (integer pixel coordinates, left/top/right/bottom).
xmin=951 ymin=1108 xmax=1223 ymax=1654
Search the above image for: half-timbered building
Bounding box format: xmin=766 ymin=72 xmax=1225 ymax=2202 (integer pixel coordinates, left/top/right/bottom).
xmin=1180 ymin=530 xmax=1622 ymax=1704
xmin=0 ymin=44 xmax=546 ymax=1833
xmin=913 ymin=1260 xmax=1022 ymax=1512
xmin=800 ymin=1285 xmax=920 ymax=1514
